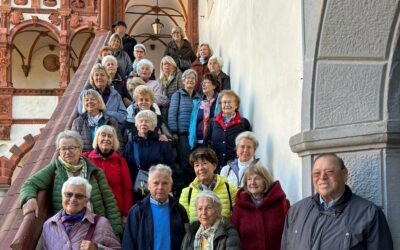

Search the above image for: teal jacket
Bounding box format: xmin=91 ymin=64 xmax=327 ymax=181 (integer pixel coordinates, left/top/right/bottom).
xmin=188 ymin=95 xmax=220 ymax=149
xmin=20 ymin=157 xmax=122 ymax=235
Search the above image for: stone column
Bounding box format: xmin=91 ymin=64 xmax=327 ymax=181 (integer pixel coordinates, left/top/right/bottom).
xmin=187 ymin=0 xmax=198 ymax=49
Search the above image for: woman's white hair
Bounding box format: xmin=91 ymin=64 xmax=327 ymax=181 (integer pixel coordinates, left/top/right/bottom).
xmin=135 ymin=109 xmax=157 ymax=128
xmin=101 ymin=55 xmax=118 ymax=67
xmin=56 ymin=130 xmax=83 ymax=149
xmin=61 ymin=176 xmax=92 ymax=199
xmin=136 ymin=58 xmax=154 ymax=74
xmin=235 ymin=131 xmax=259 ymax=150
xmin=194 ymin=190 xmax=222 ymax=218
xmin=209 ymin=55 xmax=224 ymax=68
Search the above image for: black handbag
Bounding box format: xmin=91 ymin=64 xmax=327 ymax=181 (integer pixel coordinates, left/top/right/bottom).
xmin=132 ymin=142 xmax=149 ymax=196
xmin=178 ymin=57 xmax=191 ymax=71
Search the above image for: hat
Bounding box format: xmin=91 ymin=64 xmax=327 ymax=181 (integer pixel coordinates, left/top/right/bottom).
xmin=112 ymin=21 xmax=127 ymax=29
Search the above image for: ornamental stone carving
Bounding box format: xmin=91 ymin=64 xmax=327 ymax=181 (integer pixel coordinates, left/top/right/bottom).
xmin=71 ymin=0 xmax=85 ymax=9
xmin=44 ymin=0 xmax=57 ymax=7
xmin=10 ymin=10 xmax=24 ymax=25
xmin=49 ymin=12 xmax=61 ymax=25
xmin=70 ymin=12 xmax=80 ymax=28
xmin=14 ymin=0 xmax=28 ymax=5
xmin=0 ymin=125 xmax=11 ymax=140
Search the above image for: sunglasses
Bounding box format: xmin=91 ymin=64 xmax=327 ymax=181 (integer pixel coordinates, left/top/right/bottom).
xmin=63 ymin=192 xmax=87 ymax=200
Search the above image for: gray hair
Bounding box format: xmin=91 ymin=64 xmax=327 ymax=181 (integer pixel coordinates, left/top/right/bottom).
xmin=171 ymin=26 xmax=185 ymax=39
xmin=194 ymin=190 xmax=222 ymax=218
xmin=134 ymin=43 xmax=147 ymax=53
xmin=56 ymin=130 xmax=83 ymax=149
xmin=235 ymin=131 xmax=259 ymax=150
xmin=136 ymin=58 xmax=154 ymax=74
xmin=182 ymin=69 xmax=198 ymax=82
xmin=61 ymin=176 xmax=92 ymax=199
xmin=135 ymin=109 xmax=157 ymax=128
xmin=209 ymin=55 xmax=224 ymax=68
xmin=149 ymin=164 xmax=173 ymax=183
xmin=101 ymin=55 xmax=118 ymax=67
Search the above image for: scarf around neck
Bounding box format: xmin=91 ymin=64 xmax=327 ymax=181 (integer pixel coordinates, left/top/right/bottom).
xmin=201 ymin=97 xmax=215 ymax=138
xmin=60 ymin=207 xmax=86 ymax=235
xmin=87 ymin=112 xmax=103 ymax=127
xmin=58 ymin=156 xmax=88 ymax=179
xmin=194 ymin=219 xmax=221 ymax=250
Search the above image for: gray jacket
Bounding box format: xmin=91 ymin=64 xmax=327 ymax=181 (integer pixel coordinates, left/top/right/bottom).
xmin=281 ymin=185 xmax=393 ymax=250
xmin=181 ymin=219 xmax=241 ymax=250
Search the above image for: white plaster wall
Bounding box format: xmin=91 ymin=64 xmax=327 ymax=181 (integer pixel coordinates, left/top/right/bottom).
xmin=0 ymin=124 xmax=44 ymax=157
xmin=198 ymin=0 xmax=303 ymax=202
xmin=12 ymin=96 xmax=58 ymax=118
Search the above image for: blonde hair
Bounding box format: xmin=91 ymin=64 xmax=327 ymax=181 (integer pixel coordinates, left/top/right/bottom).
xmin=89 ymin=63 xmax=111 ymax=85
xmin=108 ymin=33 xmax=123 ymax=50
xmin=243 ymin=162 xmax=274 ymax=194
xmin=197 ymin=43 xmax=214 ymax=57
xmin=133 ymin=85 xmax=155 ymax=103
xmin=81 ymin=89 xmax=106 ymax=113
xmin=92 ymin=125 xmax=120 ymax=151
xmin=159 ymin=56 xmax=178 ymax=84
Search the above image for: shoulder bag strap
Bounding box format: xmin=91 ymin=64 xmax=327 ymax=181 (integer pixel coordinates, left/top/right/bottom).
xmin=133 ymin=141 xmax=141 ymax=169
xmin=225 ymin=182 xmax=233 ymax=211
xmin=84 ymin=215 xmax=100 ymax=241
xmin=188 ymin=187 xmax=193 ymax=205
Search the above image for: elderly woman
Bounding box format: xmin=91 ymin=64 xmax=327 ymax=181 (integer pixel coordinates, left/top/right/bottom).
xmin=231 ymin=163 xmax=290 ymax=250
xmin=204 ymin=90 xmax=252 ymax=168
xmin=125 ymin=44 xmax=156 ymax=80
xmin=208 ymin=55 xmax=231 ymax=90
xmin=220 ymin=131 xmax=259 ymax=187
xmin=20 ymin=130 xmax=122 ymax=235
xmin=77 ymin=63 xmax=127 ymax=124
xmin=123 ymin=110 xmax=174 ymax=200
xmin=163 ymin=26 xmax=197 ymax=72
xmin=72 ymin=89 xmax=121 ymax=152
xmin=168 ymin=69 xmax=200 ymax=185
xmin=191 ymin=43 xmax=213 ymax=91
xmin=102 ymin=55 xmax=132 ymax=107
xmin=159 ymin=55 xmax=183 ymax=121
xmin=179 ymin=147 xmax=237 ymax=222
xmin=188 ymin=73 xmax=220 ymax=149
xmin=40 ymin=176 xmax=121 ymax=249
xmin=125 ymin=85 xmax=170 ymax=141
xmin=108 ymin=33 xmax=131 ymax=76
xmin=82 ymin=125 xmax=132 ymax=219
xmin=136 ymin=58 xmax=163 ymax=106
xmin=181 ymin=191 xmax=241 ymax=250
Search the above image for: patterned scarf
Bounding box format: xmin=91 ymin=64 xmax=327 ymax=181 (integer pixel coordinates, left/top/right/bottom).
xmin=58 ymin=156 xmax=88 ymax=179
xmin=194 ymin=219 xmax=221 ymax=250
xmin=87 ymin=112 xmax=103 ymax=127
xmin=198 ymin=175 xmax=217 ymax=191
xmin=60 ymin=208 xmax=86 ymax=235
xmin=201 ymin=98 xmax=215 ymax=138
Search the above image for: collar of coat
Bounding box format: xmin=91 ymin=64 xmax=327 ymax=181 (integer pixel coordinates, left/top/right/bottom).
xmin=215 ymin=111 xmax=242 ymax=129
xmin=311 ymin=185 xmax=353 ymax=215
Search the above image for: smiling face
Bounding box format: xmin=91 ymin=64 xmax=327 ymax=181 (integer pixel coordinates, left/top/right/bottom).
xmin=183 ymin=74 xmax=196 ymax=92
xmin=162 ymin=61 xmax=175 ymax=75
xmin=147 ymin=170 xmax=172 ymax=203
xmin=136 ymin=93 xmax=153 ymax=110
xmin=236 ymin=138 xmax=255 ymax=162
xmin=193 ymin=159 xmax=216 ymax=186
xmin=246 ymin=173 xmax=266 ymax=199
xmin=196 ymin=197 xmax=219 ymax=229
xmin=202 ymin=79 xmax=216 ymax=96
xmin=138 ymin=64 xmax=152 ymax=81
xmin=97 ymin=131 xmax=114 ymax=153
xmin=109 ymin=38 xmax=121 ymax=50
xmin=220 ymin=94 xmax=238 ymax=116
xmin=312 ymin=156 xmax=348 ymax=202
xmin=135 ymin=116 xmax=155 ymax=136
xmin=199 ymin=45 xmax=210 ymax=58
xmin=62 ymin=184 xmax=88 ymax=215
xmin=92 ymin=70 xmax=108 ymax=91
xmin=58 ymin=138 xmax=82 ymax=165
xmin=84 ymin=94 xmax=100 ymax=115
xmin=208 ymin=59 xmax=221 ymax=73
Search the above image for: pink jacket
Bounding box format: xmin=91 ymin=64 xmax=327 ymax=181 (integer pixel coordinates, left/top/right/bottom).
xmin=40 ymin=209 xmax=121 ymax=250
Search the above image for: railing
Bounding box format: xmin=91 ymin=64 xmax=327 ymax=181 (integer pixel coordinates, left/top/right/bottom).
xmin=0 ymin=32 xmax=110 ymax=250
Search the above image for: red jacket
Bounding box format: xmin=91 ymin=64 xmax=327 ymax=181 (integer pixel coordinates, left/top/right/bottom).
xmin=83 ymin=150 xmax=133 ymax=216
xmin=191 ymin=58 xmax=210 ymax=92
xmin=231 ymin=181 xmax=290 ymax=250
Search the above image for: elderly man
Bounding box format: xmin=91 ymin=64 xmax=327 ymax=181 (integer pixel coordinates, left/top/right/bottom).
xmin=281 ymin=153 xmax=393 ymax=249
xmin=40 ymin=176 xmax=120 ymax=249
xmin=122 ymin=164 xmax=188 ymax=250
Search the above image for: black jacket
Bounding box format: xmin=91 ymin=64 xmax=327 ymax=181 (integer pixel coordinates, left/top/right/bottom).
xmin=122 ymin=33 xmax=137 ymax=62
xmin=164 ymin=39 xmax=197 ymax=72
xmin=281 ymin=185 xmax=394 ymax=250
xmin=122 ymin=195 xmax=188 ymax=250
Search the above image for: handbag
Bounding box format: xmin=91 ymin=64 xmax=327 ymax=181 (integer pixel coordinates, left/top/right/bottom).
xmin=178 ymin=57 xmax=192 ymax=71
xmin=132 ymin=142 xmax=149 ymax=196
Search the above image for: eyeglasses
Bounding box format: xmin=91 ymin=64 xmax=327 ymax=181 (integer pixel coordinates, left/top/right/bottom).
xmin=197 ymin=205 xmax=215 ymax=213
xmin=63 ymin=192 xmax=87 ymax=200
xmin=58 ymin=146 xmax=80 ymax=152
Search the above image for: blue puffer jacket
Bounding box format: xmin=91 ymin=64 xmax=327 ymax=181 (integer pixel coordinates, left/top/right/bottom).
xmin=168 ymin=88 xmax=200 ymax=135
xmin=77 ymin=85 xmax=127 ymax=124
xmin=188 ymin=95 xmax=220 ymax=149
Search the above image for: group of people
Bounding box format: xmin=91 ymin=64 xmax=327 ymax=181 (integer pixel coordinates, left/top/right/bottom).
xmin=18 ymin=20 xmax=394 ymax=250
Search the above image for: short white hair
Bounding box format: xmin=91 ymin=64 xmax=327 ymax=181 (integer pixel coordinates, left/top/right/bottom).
xmin=209 ymin=55 xmax=224 ymax=68
xmin=135 ymin=109 xmax=157 ymax=128
xmin=101 ymin=55 xmax=118 ymax=67
xmin=194 ymin=191 xmax=222 ymax=218
xmin=149 ymin=164 xmax=173 ymax=183
xmin=136 ymin=58 xmax=154 ymax=73
xmin=61 ymin=176 xmax=92 ymax=199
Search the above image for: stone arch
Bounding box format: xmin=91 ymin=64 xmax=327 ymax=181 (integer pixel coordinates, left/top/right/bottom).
xmin=290 ymin=0 xmax=400 ymax=246
xmin=9 ymin=19 xmax=60 ymax=43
